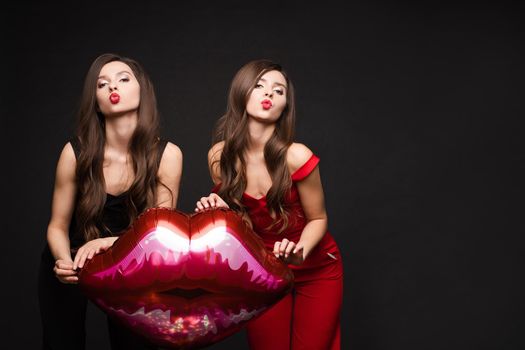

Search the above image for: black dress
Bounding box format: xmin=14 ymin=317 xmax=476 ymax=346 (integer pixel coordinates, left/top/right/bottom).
xmin=37 ymin=138 xmax=168 ymax=350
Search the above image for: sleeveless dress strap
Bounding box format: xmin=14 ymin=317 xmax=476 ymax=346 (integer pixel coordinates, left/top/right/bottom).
xmin=69 ymin=137 xmax=81 ymax=160
xmin=291 ymin=154 xmax=320 ymax=182
xmin=156 ymin=139 xmax=169 ymax=169
xmin=211 ymin=183 xmax=221 ymax=193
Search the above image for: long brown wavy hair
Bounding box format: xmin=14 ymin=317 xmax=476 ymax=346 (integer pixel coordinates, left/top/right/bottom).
xmin=74 ymin=53 xmax=167 ymax=241
xmin=211 ymin=59 xmax=296 ymax=231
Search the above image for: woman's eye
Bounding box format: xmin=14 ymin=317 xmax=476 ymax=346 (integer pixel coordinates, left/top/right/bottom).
xmin=274 ymin=89 xmax=284 ymax=95
xmin=120 ymin=77 xmax=130 ymax=82
xmin=255 ymin=83 xmax=263 ymax=88
xmin=97 ymin=82 xmax=107 ymax=88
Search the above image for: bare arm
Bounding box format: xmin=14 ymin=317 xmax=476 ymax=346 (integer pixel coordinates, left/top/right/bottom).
xmin=208 ymin=141 xmax=224 ymax=185
xmin=46 ymin=143 xmax=79 ymax=283
xmin=293 ymin=166 xmax=328 ymax=259
xmin=274 ymin=143 xmax=328 ymax=265
xmin=156 ymin=142 xmax=183 ymax=208
xmin=195 ymin=142 xmax=229 ymax=211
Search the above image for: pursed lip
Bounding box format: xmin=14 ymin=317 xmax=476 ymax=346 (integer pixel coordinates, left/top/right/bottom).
xmin=109 ymin=92 xmax=120 ymax=104
xmin=79 ymin=208 xmax=293 ymax=348
xmin=261 ymin=99 xmax=272 ymax=109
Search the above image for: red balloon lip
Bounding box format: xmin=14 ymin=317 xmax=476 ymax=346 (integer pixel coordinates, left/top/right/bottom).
xmin=97 ymin=292 xmax=269 ymax=349
xmin=78 ymin=208 xmax=293 ymax=348
xmin=109 ymin=92 xmax=120 ymax=104
xmin=80 ymin=209 xmax=290 ymax=294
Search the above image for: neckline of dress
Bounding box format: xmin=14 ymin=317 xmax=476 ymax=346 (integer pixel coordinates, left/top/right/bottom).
xmin=243 ymin=191 xmax=266 ymax=201
xmin=243 ymin=183 xmax=299 ymax=202
xmin=106 ymin=190 xmax=128 ymax=198
xmin=234 ymin=154 xmax=315 ymax=201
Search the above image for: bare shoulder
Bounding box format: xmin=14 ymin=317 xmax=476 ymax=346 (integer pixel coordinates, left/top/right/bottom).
xmin=208 ymin=141 xmax=225 ymax=164
xmin=58 ymin=142 xmax=77 ymax=169
xmin=159 ymin=142 xmax=183 ymax=170
xmin=163 ymin=142 xmax=183 ymax=161
xmin=55 ymin=142 xmax=77 ymax=182
xmin=208 ymin=141 xmax=224 ymax=184
xmin=287 ymin=142 xmax=314 ymax=173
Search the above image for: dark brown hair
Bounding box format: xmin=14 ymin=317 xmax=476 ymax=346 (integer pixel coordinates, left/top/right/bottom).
xmin=74 ymin=53 xmax=166 ymax=241
xmin=211 ymin=59 xmax=296 ymax=231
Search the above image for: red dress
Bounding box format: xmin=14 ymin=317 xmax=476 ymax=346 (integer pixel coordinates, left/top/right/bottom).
xmin=241 ymin=154 xmax=341 ymax=273
xmin=215 ymin=154 xmax=343 ymax=350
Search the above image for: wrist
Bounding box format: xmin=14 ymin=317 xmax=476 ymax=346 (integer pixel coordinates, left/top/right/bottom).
xmin=54 ymin=254 xmax=73 ymax=263
xmin=298 ymin=245 xmax=309 ymax=261
xmin=103 ymin=236 xmax=118 ymax=244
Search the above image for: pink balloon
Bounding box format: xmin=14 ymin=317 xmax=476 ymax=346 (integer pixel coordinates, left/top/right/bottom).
xmin=79 ymin=207 xmax=294 ymax=349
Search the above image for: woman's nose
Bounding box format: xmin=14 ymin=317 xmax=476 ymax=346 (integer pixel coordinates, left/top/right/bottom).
xmin=264 ymin=90 xmax=273 ymax=97
xmin=109 ymin=84 xmax=118 ymax=91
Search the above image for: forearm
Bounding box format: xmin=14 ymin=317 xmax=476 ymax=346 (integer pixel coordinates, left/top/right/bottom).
xmin=47 ymin=227 xmax=73 ymax=262
xmin=297 ymin=218 xmax=327 ymax=259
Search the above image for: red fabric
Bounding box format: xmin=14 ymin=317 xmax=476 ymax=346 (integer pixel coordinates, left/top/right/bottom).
xmin=212 ymin=154 xmax=343 ymax=349
xmin=247 ymin=257 xmax=343 ymax=350
xmin=211 ymin=154 xmax=340 ymax=271
xmin=291 ymin=154 xmax=319 ymax=181
xmin=241 ymin=154 xmax=338 ymax=271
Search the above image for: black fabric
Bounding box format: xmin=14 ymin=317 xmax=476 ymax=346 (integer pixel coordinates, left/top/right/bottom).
xmin=68 ymin=137 xmax=168 ymax=249
xmin=38 ymin=251 xmax=158 ymax=349
xmin=38 ymin=249 xmax=87 ymax=350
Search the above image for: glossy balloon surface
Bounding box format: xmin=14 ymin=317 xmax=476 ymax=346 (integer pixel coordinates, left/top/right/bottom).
xmin=79 ymin=207 xmax=293 ymax=349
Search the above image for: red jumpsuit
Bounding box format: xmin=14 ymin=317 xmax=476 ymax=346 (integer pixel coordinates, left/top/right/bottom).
xmin=218 ymin=154 xmax=344 ymax=349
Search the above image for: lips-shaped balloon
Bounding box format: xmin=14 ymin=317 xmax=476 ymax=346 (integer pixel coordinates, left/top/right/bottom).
xmin=78 ymin=207 xmax=293 ymax=349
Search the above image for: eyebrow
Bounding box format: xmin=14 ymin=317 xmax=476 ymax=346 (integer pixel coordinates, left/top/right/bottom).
xmin=259 ymin=78 xmax=287 ymax=88
xmin=98 ymin=71 xmax=133 ymax=79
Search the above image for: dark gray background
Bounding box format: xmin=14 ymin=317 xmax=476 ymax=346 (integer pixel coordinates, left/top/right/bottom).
xmin=3 ymin=1 xmax=523 ymax=349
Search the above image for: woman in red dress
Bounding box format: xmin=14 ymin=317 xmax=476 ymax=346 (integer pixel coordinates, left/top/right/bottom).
xmin=195 ymin=59 xmax=343 ymax=350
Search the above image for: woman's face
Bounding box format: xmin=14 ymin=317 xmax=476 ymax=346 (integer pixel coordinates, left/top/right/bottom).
xmin=246 ymin=70 xmax=287 ymax=123
xmin=96 ymin=61 xmax=140 ymax=117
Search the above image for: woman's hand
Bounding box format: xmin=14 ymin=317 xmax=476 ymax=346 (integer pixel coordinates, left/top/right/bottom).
xmin=73 ymin=237 xmax=117 ymax=270
xmin=195 ymin=193 xmax=229 ymax=212
xmin=54 ymin=259 xmax=78 ymax=284
xmin=273 ymin=239 xmax=305 ymax=266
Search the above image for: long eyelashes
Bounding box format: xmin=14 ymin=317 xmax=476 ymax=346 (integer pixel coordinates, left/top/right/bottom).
xmin=97 ymin=77 xmax=130 ymax=89
xmin=254 ymin=83 xmax=284 ymax=95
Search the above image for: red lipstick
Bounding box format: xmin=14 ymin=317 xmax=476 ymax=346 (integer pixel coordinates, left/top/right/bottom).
xmin=109 ymin=92 xmax=120 ymax=104
xmin=261 ymin=99 xmax=272 ymax=110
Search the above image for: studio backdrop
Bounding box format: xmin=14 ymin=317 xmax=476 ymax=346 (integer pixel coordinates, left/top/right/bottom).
xmin=3 ymin=1 xmax=523 ymax=349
